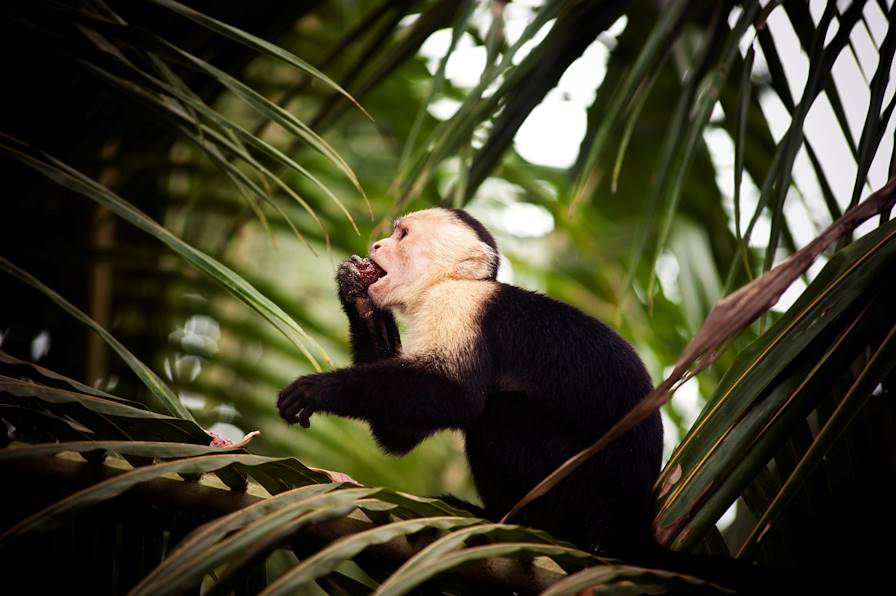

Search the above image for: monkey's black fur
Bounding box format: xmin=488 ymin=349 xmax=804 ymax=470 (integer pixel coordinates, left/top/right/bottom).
xmin=280 ymin=238 xmax=662 ymax=557
xmin=471 ymin=284 xmax=661 ymax=555
xmin=278 ymin=211 xmax=791 ymax=592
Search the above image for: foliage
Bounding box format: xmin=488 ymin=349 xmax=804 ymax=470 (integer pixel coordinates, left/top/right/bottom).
xmin=1 ymin=0 xmax=894 ymax=592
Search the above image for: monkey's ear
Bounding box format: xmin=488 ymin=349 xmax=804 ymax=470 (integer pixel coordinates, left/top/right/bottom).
xmin=454 ymin=242 xmax=497 ymax=280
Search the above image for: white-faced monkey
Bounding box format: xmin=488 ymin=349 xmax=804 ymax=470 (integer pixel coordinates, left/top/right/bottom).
xmin=278 ymin=208 xmax=663 ymax=557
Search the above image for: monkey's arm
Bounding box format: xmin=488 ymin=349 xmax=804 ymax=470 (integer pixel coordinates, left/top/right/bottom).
xmin=337 ymin=257 xmax=401 ymax=363
xmin=277 ymin=360 xmax=484 ymax=432
xmin=342 ymin=298 xmax=401 ymax=363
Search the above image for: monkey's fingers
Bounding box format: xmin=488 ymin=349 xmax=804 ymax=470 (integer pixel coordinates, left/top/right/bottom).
xmin=336 ymin=259 xmax=367 ymax=302
xmin=297 ymin=408 xmax=313 ymax=428
xmin=277 ymin=386 xmax=307 ymax=424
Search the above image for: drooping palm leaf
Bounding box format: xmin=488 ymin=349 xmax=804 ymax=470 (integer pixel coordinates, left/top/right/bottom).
xmin=0 ymin=258 xmax=192 ymax=419
xmin=0 ymin=382 xmax=602 ymax=594
xmin=655 ymin=219 xmax=896 ymax=551
xmin=1 ymin=138 xmax=331 ymax=371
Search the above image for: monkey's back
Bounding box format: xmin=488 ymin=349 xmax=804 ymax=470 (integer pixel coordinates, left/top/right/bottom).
xmin=465 ymin=283 xmax=662 ymax=555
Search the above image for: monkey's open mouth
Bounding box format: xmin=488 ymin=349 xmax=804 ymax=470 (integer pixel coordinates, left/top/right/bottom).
xmin=357 ymin=257 xmax=387 ymax=288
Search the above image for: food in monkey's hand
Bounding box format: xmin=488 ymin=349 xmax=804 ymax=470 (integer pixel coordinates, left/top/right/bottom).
xmin=355 ymin=257 xmax=385 ymax=288
xmin=332 ymin=255 xmax=402 ymax=362
xmin=336 ymin=256 xmax=385 ymax=303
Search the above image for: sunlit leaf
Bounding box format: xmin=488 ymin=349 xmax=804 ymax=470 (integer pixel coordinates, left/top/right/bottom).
xmin=148 ymin=0 xmax=371 ymax=119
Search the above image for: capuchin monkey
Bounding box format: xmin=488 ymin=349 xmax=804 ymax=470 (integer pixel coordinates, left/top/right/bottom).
xmin=277 ymin=207 xmax=663 ymax=558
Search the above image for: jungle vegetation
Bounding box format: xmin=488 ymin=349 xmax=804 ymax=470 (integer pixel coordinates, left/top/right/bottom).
xmin=1 ymin=0 xmax=894 ymax=593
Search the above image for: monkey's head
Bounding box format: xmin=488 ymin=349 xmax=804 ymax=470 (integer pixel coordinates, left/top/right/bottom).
xmin=367 ymin=208 xmax=499 ymax=309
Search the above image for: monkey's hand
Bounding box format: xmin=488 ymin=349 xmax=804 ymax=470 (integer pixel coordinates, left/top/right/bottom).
xmin=337 ymin=256 xmax=385 ymax=314
xmin=277 ymin=374 xmax=336 ymax=428
xmin=336 ymin=256 xmax=368 ymax=303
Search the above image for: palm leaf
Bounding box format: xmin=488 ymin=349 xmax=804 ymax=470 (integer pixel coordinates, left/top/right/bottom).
xmin=132 ymin=488 xmax=378 ymax=595
xmin=148 ymin=0 xmax=371 ymax=119
xmin=0 ymin=258 xmax=191 ymax=419
xmin=540 ymin=565 xmax=732 ymax=596
xmin=0 ymin=376 xmax=205 ymax=442
xmin=262 ymin=517 xmax=485 ymax=595
xmin=1 ymin=452 xmax=296 ymax=543
xmin=0 ymin=138 xmax=331 ymax=372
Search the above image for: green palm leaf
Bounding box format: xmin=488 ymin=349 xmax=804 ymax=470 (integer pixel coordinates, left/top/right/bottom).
xmin=0 ymin=258 xmax=191 ymax=419
xmin=0 ymin=138 xmax=331 ymax=372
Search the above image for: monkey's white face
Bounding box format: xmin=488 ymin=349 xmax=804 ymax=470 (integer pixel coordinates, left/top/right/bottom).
xmin=367 ymin=209 xmax=496 ymax=310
